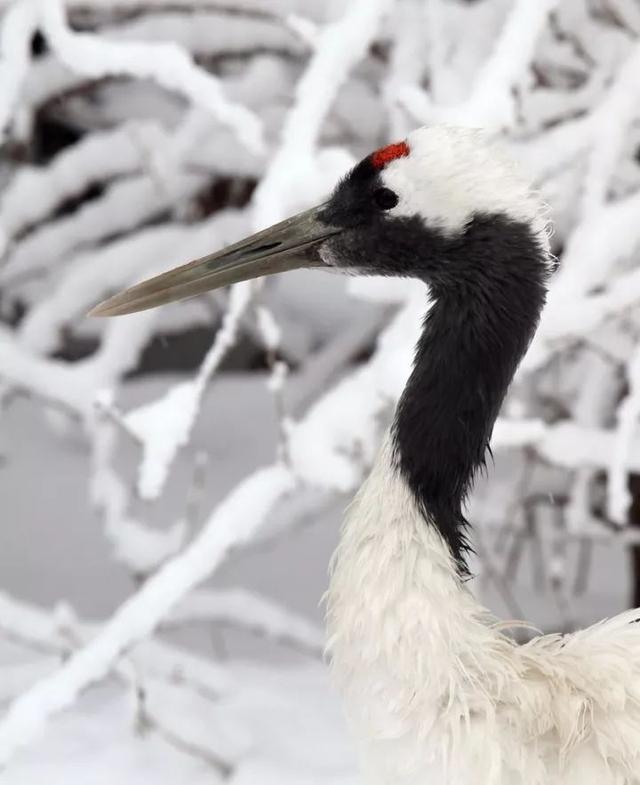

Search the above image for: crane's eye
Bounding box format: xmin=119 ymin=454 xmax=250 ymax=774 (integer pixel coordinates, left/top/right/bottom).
xmin=373 ymin=187 xmax=398 ymax=210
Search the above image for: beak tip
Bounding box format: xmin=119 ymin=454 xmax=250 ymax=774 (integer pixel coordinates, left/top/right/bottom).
xmin=87 ymin=297 xmax=126 ymax=317
xmin=87 ymin=303 xmax=111 ymax=318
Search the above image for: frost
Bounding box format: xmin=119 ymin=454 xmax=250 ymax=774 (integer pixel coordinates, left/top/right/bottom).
xmin=255 ymin=306 xmax=282 ymax=352
xmin=608 ymin=347 xmax=640 ymax=525
xmin=169 ymin=588 xmax=324 ymax=656
xmin=0 ymin=464 xmax=295 ymax=765
xmin=125 ymin=283 xmax=252 ymax=500
xmin=1 ymin=120 xmax=166 ymax=241
xmin=0 ymin=0 xmax=38 ymax=143
xmin=38 ymin=0 xmax=264 ymax=154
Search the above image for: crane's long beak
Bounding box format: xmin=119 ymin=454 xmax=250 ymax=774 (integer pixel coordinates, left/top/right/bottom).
xmin=89 ymin=205 xmax=339 ymax=317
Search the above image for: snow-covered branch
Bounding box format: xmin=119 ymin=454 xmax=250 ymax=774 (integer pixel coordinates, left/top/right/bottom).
xmin=608 ymin=346 xmax=640 ymax=524
xmin=167 ymin=588 xmax=324 ymax=656
xmin=38 ymin=0 xmax=264 ymax=153
xmin=0 ymin=464 xmax=295 ymax=765
xmin=0 ymin=0 xmax=38 ymax=147
xmin=125 ymin=281 xmax=253 ymax=499
xmin=251 ymin=0 xmax=391 ymax=228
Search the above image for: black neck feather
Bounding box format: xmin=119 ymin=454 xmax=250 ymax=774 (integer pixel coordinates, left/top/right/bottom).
xmin=391 ymin=215 xmax=548 ymax=574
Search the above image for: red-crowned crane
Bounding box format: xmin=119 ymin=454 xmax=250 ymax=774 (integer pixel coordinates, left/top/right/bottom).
xmin=92 ymin=126 xmax=640 ymax=785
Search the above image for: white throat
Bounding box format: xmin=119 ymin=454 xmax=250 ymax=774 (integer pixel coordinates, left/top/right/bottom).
xmin=325 ymin=433 xmax=513 ymax=784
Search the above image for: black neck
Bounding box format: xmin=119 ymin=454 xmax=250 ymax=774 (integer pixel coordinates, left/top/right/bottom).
xmin=391 ymin=216 xmax=548 ymax=574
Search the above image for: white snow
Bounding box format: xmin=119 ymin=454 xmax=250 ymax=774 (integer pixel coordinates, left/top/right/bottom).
xmin=125 ymin=282 xmax=253 ymax=500
xmin=0 ymin=0 xmax=38 ymax=144
xmin=0 ymin=465 xmax=295 ymax=765
xmin=608 ymin=346 xmax=640 ymax=524
xmin=38 ymin=0 xmax=264 ymax=154
xmin=169 ymin=588 xmax=324 ymax=656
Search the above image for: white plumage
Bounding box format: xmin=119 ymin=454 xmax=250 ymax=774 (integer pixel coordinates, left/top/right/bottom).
xmin=327 ymin=435 xmax=640 ymax=785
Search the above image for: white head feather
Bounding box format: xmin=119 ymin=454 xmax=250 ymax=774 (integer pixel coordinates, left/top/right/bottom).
xmin=380 ymin=126 xmax=551 ymax=256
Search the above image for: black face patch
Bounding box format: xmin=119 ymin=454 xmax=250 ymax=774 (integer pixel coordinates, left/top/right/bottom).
xmin=318 ymin=155 xmax=544 ymax=290
xmin=318 ymin=156 xmax=450 ymax=278
xmin=317 ymin=155 xmax=386 ymax=230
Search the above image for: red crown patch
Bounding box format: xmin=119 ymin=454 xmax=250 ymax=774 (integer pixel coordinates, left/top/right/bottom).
xmin=371 ymin=140 xmax=410 ymax=170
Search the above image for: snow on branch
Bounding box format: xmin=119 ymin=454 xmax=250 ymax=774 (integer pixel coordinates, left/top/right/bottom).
xmin=125 ymin=282 xmax=253 ymax=500
xmin=579 ymin=40 xmax=640 ymax=217
xmin=26 ymin=0 xmax=307 ymax=13
xmin=109 ymin=9 xmax=306 ymax=59
xmin=89 ymin=403 xmax=188 ymax=575
xmin=0 ymin=325 xmax=94 ymax=416
xmin=460 ymin=0 xmax=559 ymax=128
xmin=0 ymin=464 xmax=295 ymax=765
xmin=0 ymin=0 xmax=38 ymax=150
xmin=0 ymin=120 xmax=166 ymax=247
xmin=37 ymin=0 xmax=264 ymax=153
xmin=492 ymin=418 xmax=640 ymax=475
xmin=525 ymin=193 xmax=640 ymax=372
xmin=608 ymin=346 xmax=640 ymax=525
xmin=167 ymin=588 xmax=324 ymax=656
xmin=400 ymin=0 xmax=558 ymax=129
xmin=0 ymin=170 xmax=205 ymax=289
xmin=252 ymin=0 xmax=391 ymax=228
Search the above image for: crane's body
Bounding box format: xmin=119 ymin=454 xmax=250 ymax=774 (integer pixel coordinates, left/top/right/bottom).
xmin=329 ymin=435 xmax=640 ymax=785
xmin=93 ymin=126 xmax=640 ymax=784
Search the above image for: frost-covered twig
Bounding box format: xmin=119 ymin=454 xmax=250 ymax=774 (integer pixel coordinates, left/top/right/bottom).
xmin=0 ymin=0 xmax=38 ymax=151
xmin=89 ymin=401 xmax=188 ymax=575
xmin=251 ymin=0 xmax=392 ymax=228
xmin=0 ymin=464 xmax=294 ymax=766
xmin=0 ymin=326 xmax=93 ymax=416
xmin=460 ymin=0 xmax=559 ymax=127
xmin=0 ymin=591 xmax=236 ymax=773
xmin=125 ymin=281 xmax=253 ymax=500
xmin=0 ymin=120 xmax=165 ymax=249
xmin=167 ymin=588 xmax=324 ymax=657
xmin=0 ymin=590 xmax=234 ymax=700
xmin=256 ymin=304 xmax=291 ymax=460
xmin=608 ymin=344 xmax=640 ymax=525
xmin=401 ymin=0 xmax=558 ymax=128
xmin=580 ymin=40 xmax=640 ymax=216
xmin=37 ymin=0 xmax=264 ymax=153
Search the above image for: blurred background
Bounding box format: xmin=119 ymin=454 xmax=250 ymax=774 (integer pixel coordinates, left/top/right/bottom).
xmin=1 ymin=0 xmax=640 ymax=782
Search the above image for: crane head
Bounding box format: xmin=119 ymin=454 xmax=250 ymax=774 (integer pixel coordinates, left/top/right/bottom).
xmin=89 ymin=126 xmax=550 ymax=317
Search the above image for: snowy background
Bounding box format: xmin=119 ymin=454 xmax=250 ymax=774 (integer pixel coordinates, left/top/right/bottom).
xmin=2 ymin=0 xmax=640 ymax=782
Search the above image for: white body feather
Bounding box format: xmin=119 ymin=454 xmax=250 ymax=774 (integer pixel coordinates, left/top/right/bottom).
xmin=327 ymin=435 xmax=640 ymax=785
